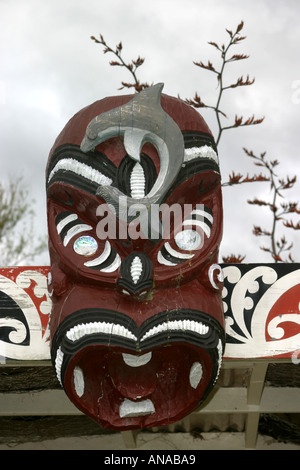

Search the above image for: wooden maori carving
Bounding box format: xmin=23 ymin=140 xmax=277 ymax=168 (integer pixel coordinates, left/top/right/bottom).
xmin=46 ymin=84 xmax=225 ymax=430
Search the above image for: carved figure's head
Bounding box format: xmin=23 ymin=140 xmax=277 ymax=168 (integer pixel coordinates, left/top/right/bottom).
xmin=46 ymin=84 xmax=224 ymax=430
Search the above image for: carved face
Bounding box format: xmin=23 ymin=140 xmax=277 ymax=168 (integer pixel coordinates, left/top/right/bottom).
xmin=46 ymin=84 xmax=224 ymax=430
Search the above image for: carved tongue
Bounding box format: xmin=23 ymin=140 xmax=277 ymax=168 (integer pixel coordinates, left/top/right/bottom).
xmin=107 ymin=351 xmax=157 ymax=401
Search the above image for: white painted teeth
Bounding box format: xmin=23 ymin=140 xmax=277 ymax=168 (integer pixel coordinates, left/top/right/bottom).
xmin=65 ymin=319 xmax=209 ymax=344
xmin=140 ymin=320 xmax=209 ymax=342
xmin=56 ymin=319 xmax=210 ymax=386
xmin=66 ymin=322 xmax=137 ymax=342
xmin=122 ymin=352 xmax=152 ymax=367
xmin=119 ymin=398 xmax=155 ymax=418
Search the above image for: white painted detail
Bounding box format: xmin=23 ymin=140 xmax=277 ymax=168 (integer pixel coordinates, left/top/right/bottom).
xmin=182 ymin=218 xmax=211 ymax=238
xmin=268 ymin=314 xmax=300 ymax=340
xmin=184 ymin=145 xmax=219 ymax=164
xmin=2 ymin=266 xmax=300 ymax=363
xmin=209 ymin=264 xmax=224 ymax=290
xmin=0 ymin=271 xmax=51 ymax=361
xmin=223 ymin=266 xmax=300 ymax=358
xmin=130 ymin=162 xmax=146 ymax=199
xmin=73 ymin=236 xmax=98 ymax=257
xmin=63 ymin=224 xmax=93 ymax=247
xmin=48 ymin=158 xmax=112 ymax=186
xmin=214 ymin=339 xmax=223 ymax=384
xmin=66 ymin=322 xmax=137 ymax=342
xmin=100 ymin=253 xmax=121 ymax=272
xmin=140 ymin=320 xmax=209 ymax=342
xmin=189 ymin=362 xmax=203 ymax=389
xmin=122 ymin=352 xmax=152 ymax=367
xmin=130 ymin=256 xmax=143 ymax=284
xmin=55 ymin=347 xmax=64 ymax=385
xmin=73 ymin=366 xmax=85 ymax=397
xmin=164 ymin=242 xmax=194 ymax=259
xmin=84 ymin=241 xmax=111 ymax=267
xmin=119 ymin=398 xmax=155 ymax=418
xmin=191 ymin=207 xmax=214 ymax=224
xmin=157 ymin=251 xmax=177 ymax=266
xmin=56 ymin=213 xmax=78 ymax=234
xmin=175 ymin=229 xmax=202 ymax=251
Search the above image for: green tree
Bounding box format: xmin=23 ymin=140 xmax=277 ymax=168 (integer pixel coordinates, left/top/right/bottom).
xmin=0 ymin=176 xmax=47 ymax=266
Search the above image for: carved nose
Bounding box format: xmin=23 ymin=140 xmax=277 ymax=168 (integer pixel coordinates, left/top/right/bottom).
xmin=117 ymin=252 xmax=153 ymax=297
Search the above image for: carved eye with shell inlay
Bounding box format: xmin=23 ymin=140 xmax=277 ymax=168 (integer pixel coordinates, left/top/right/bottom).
xmin=55 ymin=211 xmax=121 ymax=273
xmin=157 ymin=205 xmax=213 ymax=266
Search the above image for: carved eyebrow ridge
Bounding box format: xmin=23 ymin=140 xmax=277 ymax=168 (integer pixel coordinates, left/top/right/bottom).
xmin=55 ymin=211 xmax=92 ymax=246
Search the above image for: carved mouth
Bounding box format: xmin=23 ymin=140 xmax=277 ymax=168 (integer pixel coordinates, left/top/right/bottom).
xmin=52 ymin=308 xmax=222 ymax=381
xmin=51 ymin=308 xmax=224 ymax=429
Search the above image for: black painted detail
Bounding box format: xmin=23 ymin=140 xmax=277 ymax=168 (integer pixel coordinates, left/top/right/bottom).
xmin=87 ymin=248 xmax=119 ymax=271
xmin=183 ymin=131 xmax=218 ymax=153
xmin=0 ymin=290 xmax=30 ymax=346
xmin=51 ymin=307 xmax=225 ymax=386
xmin=55 ymin=211 xmax=88 ymax=245
xmin=46 ymin=144 xmax=117 ymax=195
xmin=117 ymin=252 xmax=153 ymax=295
xmin=160 ymin=244 xmax=186 ymax=265
xmin=55 ymin=211 xmax=73 ymax=226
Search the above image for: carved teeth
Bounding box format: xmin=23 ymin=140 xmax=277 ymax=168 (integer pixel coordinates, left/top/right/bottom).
xmin=62 ymin=319 xmax=209 ymax=348
xmin=64 ymin=319 xmax=209 ymax=344
xmin=119 ymin=398 xmax=155 ymax=418
xmin=66 ymin=322 xmax=137 ymax=342
xmin=122 ymin=352 xmax=152 ymax=367
xmin=56 ymin=318 xmax=211 ymax=386
xmin=140 ymin=320 xmax=209 ymax=342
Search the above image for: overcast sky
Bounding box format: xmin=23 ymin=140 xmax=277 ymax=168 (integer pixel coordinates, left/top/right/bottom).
xmin=1 ymin=0 xmax=300 ymax=265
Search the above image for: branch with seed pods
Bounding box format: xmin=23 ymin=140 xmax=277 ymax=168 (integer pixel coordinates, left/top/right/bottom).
xmin=90 ymin=22 xmax=299 ymax=263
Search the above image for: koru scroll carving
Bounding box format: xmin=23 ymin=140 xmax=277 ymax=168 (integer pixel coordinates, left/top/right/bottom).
xmin=46 ymin=83 xmax=224 ymax=430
